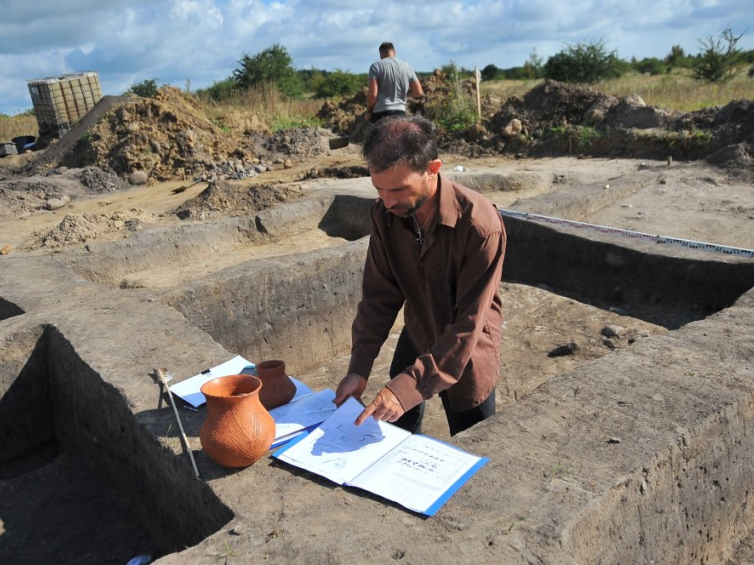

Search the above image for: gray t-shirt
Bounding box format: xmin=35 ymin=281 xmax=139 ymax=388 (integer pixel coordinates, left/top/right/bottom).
xmin=368 ymin=57 xmax=419 ymax=113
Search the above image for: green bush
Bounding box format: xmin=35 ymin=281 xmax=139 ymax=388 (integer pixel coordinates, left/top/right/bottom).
xmin=665 ymin=45 xmax=694 ymax=69
xmin=633 ymin=57 xmax=667 ymax=75
xmin=196 ymin=78 xmax=239 ymax=102
xmin=232 ymin=43 xmax=303 ymax=98
xmin=694 ymin=27 xmax=747 ymax=83
xmin=544 ymin=39 xmax=627 ymax=83
xmin=481 ymin=64 xmax=502 ymax=82
xmin=424 ymin=63 xmax=477 ymax=133
xmin=313 ymin=69 xmax=363 ymax=98
xmin=127 ymin=78 xmax=160 ymax=98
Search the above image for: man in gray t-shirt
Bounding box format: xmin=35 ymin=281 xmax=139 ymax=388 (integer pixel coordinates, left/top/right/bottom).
xmin=366 ymin=42 xmax=424 ymax=124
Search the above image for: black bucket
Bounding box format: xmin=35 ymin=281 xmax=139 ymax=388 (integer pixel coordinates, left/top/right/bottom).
xmin=11 ymin=135 xmax=37 ymax=153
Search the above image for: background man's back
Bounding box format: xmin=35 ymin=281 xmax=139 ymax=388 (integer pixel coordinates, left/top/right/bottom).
xmin=367 ymin=42 xmax=423 ymax=123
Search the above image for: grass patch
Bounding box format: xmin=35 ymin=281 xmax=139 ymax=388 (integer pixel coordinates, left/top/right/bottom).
xmin=199 ymin=84 xmax=322 ymax=133
xmin=595 ymin=69 xmax=754 ymax=111
xmin=0 ymin=113 xmax=38 ymax=142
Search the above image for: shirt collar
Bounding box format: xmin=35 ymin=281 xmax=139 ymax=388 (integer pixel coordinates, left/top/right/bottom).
xmin=436 ymin=172 xmax=461 ymax=228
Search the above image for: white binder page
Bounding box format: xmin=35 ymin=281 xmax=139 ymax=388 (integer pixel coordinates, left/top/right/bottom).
xmin=275 ymin=397 xmax=410 ymax=485
xmin=269 ymin=389 xmax=337 ymax=440
xmin=348 ymin=434 xmax=484 ymax=514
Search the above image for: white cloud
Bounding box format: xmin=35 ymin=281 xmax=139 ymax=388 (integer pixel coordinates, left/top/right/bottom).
xmin=1 ymin=0 xmax=752 ymax=114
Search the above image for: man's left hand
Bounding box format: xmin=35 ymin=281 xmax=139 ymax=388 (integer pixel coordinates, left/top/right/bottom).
xmin=355 ymin=387 xmax=405 ymax=426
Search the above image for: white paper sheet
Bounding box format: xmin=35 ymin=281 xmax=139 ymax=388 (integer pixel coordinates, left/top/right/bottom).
xmin=347 ymin=434 xmax=484 ymax=514
xmin=275 ymin=398 xmax=411 ymax=485
xmin=268 ymin=389 xmax=337 ymax=447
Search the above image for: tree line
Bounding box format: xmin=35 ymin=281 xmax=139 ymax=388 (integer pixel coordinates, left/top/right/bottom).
xmin=128 ymin=28 xmax=752 ymax=101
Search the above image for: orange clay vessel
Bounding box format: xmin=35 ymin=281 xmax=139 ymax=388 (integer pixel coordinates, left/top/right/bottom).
xmin=255 ymin=359 xmax=296 ymax=410
xmin=199 ymin=374 xmax=275 ymax=467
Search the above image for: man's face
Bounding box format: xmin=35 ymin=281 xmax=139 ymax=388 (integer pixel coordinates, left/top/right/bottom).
xmin=370 ymin=161 xmax=436 ymax=218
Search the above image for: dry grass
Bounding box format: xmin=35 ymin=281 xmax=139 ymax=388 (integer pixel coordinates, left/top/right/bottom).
xmin=596 ymin=70 xmax=754 ymax=111
xmin=198 ymin=85 xmax=322 ymax=131
xmin=480 ymin=79 xmax=544 ymax=102
xmin=0 ymin=114 xmax=38 ymax=142
xmin=481 ymin=70 xmax=754 ymax=112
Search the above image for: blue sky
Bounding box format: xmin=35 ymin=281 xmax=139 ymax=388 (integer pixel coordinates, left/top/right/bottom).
xmin=0 ymin=0 xmax=752 ymax=115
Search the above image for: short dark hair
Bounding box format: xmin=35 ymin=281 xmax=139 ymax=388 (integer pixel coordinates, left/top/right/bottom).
xmin=362 ymin=115 xmax=438 ymax=174
xmin=378 ymin=42 xmax=395 ymax=56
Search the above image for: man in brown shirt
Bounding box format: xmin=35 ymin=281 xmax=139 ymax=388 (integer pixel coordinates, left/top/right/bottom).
xmin=333 ymin=115 xmax=507 ymax=436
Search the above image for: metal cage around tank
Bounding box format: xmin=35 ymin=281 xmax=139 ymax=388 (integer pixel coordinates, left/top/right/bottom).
xmin=26 ymin=71 xmax=102 ymax=137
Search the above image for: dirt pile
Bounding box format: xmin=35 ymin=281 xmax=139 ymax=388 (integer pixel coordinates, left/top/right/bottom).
xmin=0 ymin=167 xmax=130 ymax=219
xmin=174 ymin=179 xmax=304 ymax=220
xmin=21 ymin=209 xmax=158 ymax=251
xmin=263 ymin=127 xmax=334 ymax=157
xmin=468 ymin=80 xmax=754 ymax=164
xmin=58 ymin=87 xmax=248 ymax=182
xmin=316 ymin=90 xmax=368 ymax=137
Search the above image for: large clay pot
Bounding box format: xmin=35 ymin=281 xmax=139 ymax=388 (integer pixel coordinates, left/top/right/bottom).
xmin=199 ymin=375 xmax=275 ymax=468
xmin=255 ymin=359 xmax=296 ymax=410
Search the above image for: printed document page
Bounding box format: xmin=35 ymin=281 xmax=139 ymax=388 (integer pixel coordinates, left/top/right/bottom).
xmin=348 ymin=434 xmax=485 ymax=514
xmin=275 ymin=397 xmax=411 ymax=485
xmin=269 ymin=389 xmax=337 ymax=444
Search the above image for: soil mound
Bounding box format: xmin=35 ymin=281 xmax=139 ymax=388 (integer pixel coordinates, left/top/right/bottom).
xmin=316 ymin=90 xmax=368 ymax=137
xmin=0 ymin=167 xmax=130 ymax=219
xmin=30 ymin=95 xmax=128 ymax=174
xmin=174 ymin=180 xmax=304 ymax=220
xmin=21 ymin=209 xmax=158 ymax=251
xmin=76 ymin=167 xmax=131 ymax=193
xmin=59 ymin=87 xmax=246 ymax=182
xmin=263 ymin=127 xmax=333 ymax=157
xmin=491 ymin=81 xmax=617 ymax=134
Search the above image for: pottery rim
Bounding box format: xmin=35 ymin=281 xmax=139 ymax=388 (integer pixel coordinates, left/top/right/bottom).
xmin=200 ymin=374 xmax=262 ymax=399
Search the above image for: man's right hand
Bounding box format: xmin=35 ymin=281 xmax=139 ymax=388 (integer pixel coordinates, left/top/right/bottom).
xmin=333 ymin=373 xmax=368 ymax=407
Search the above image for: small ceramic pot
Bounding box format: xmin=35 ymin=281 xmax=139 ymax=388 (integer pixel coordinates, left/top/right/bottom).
xmin=255 ymin=359 xmax=296 ymax=409
xmin=199 ymin=374 xmax=275 ymax=468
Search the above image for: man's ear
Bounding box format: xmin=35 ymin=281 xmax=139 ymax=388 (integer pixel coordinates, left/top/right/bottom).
xmin=428 ymin=160 xmax=442 ymax=175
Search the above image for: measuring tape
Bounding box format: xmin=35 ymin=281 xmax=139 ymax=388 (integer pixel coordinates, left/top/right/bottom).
xmin=499 ymin=209 xmax=754 ymax=259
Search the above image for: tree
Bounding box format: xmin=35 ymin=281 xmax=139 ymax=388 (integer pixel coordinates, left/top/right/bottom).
xmin=313 ymin=69 xmax=363 ymax=98
xmin=232 ymin=43 xmax=303 ymax=97
xmin=196 ymin=78 xmax=239 ymax=102
xmin=633 ymin=57 xmax=667 ymax=75
xmin=127 ymin=78 xmax=160 ymax=98
xmin=694 ymin=27 xmax=747 ymax=83
xmin=526 ymin=48 xmax=544 ymax=78
xmin=544 ymin=39 xmax=627 ymax=83
xmin=665 ymin=45 xmax=692 ymax=69
xmin=480 ymin=64 xmax=501 ymax=82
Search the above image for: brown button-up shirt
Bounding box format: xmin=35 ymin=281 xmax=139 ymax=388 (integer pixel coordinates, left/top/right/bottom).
xmin=347 ymin=173 xmax=507 ymax=412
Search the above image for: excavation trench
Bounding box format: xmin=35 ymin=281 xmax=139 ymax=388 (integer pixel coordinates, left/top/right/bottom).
xmin=3 ymin=170 xmax=754 ymax=562
xmin=0 ymin=324 xmax=233 ymax=563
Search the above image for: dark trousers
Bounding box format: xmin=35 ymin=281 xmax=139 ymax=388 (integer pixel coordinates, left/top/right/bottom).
xmin=389 ymin=329 xmax=496 ymax=436
xmin=371 ymin=109 xmax=406 ymax=124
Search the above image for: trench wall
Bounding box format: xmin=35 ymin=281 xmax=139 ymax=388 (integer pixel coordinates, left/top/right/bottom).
xmin=0 ymin=325 xmax=53 ymax=463
xmin=44 ymin=326 xmax=233 ymax=554
xmin=164 ymin=241 xmax=368 ymax=375
xmin=558 ymin=295 xmax=754 ymax=562
xmin=0 ymin=297 xmax=24 ymax=322
xmin=0 ymin=322 xmax=234 ymax=555
xmin=503 ymin=215 xmax=754 ymax=327
xmin=58 ymin=195 xmax=340 ymax=286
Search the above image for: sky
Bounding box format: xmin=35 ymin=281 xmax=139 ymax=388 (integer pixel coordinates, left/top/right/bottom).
xmin=0 ymin=0 xmax=752 ymax=115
